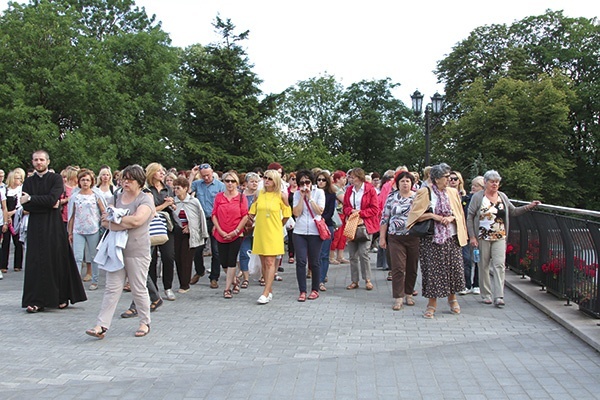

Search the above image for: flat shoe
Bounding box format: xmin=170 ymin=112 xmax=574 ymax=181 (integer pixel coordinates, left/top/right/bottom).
xmin=483 ymin=298 xmax=493 ymax=304
xmin=150 ymin=298 xmax=163 ymax=312
xmin=26 ymin=305 xmax=44 ymax=313
xmin=121 ymin=308 xmax=138 ymax=318
xmin=298 ymin=292 xmax=307 ymax=302
xmin=86 ymin=326 xmax=107 ymax=339
xmin=257 ymin=295 xmax=270 ymax=304
xmin=134 ymin=324 xmax=150 ymax=337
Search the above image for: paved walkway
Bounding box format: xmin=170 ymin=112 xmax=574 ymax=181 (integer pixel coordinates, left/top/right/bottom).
xmin=1 ymin=253 xmax=599 ymax=399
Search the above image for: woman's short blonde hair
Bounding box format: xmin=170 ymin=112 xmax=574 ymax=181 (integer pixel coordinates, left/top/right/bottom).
xmin=145 ymin=162 xmax=164 ymax=186
xmin=7 ymin=168 xmax=25 ymax=187
xmin=262 ymin=169 xmax=282 ymax=193
xmin=222 ymin=170 xmax=240 ymax=184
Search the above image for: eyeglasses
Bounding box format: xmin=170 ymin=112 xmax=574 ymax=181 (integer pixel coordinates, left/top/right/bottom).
xmin=316 ymin=178 xmax=327 ymax=182
xmin=299 ymin=180 xmax=311 ymax=185
xmin=450 ymin=177 xmax=459 ymax=181
xmin=223 ymin=179 xmax=237 ymax=183
xmin=263 ymin=176 xmax=273 ymax=181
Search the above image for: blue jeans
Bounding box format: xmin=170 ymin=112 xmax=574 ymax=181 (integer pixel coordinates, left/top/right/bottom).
xmin=320 ymin=226 xmax=335 ymax=284
xmin=72 ymin=231 xmax=100 ymax=283
xmin=293 ymin=233 xmax=323 ymax=293
xmin=462 ymin=245 xmax=479 ymax=289
xmin=239 ymin=235 xmax=253 ymax=272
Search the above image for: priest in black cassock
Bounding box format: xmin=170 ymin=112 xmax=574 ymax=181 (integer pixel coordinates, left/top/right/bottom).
xmin=20 ymin=150 xmax=87 ymax=313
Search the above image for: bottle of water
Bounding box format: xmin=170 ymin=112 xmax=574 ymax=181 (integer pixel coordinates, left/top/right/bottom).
xmin=473 ymin=248 xmax=480 ymax=263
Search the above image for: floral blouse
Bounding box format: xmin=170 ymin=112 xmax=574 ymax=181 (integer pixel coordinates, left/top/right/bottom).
xmin=478 ymin=196 xmax=506 ymax=241
xmin=72 ymin=193 xmax=102 ymax=235
xmin=380 ymin=191 xmax=415 ymax=236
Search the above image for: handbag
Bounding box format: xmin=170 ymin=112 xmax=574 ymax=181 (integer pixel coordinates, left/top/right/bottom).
xmin=149 ymin=213 xmax=169 ymax=246
xmin=304 ymin=198 xmax=331 ymax=241
xmin=343 ymin=212 xmax=360 ymax=241
xmin=332 ymin=211 xmax=343 ymax=229
xmin=353 ymin=224 xmax=369 ymax=242
xmin=408 ymin=187 xmax=434 ymax=237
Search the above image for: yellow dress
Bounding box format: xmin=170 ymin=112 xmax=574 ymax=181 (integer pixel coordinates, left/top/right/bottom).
xmin=249 ymin=190 xmax=292 ymax=255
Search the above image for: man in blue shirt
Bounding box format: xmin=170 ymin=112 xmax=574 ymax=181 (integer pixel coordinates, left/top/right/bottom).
xmin=188 ymin=163 xmax=225 ymax=288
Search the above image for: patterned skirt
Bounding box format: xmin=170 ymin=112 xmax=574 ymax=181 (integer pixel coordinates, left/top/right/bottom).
xmin=419 ymin=236 xmax=465 ymax=299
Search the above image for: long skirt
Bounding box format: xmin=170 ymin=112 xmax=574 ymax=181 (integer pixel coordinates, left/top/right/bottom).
xmin=420 ymin=236 xmax=465 ymax=299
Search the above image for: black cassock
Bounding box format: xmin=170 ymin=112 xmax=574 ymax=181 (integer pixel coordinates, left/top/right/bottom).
xmin=21 ymin=172 xmax=87 ymax=308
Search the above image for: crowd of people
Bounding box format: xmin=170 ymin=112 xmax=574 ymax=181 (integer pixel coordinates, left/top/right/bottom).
xmin=0 ymin=151 xmax=542 ymax=339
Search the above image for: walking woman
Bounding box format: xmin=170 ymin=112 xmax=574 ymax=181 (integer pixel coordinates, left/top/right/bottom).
xmin=379 ymin=170 xmax=419 ymax=310
xmin=315 ymin=170 xmax=336 ymax=291
xmin=173 ymin=177 xmax=209 ymax=293
xmin=292 ymin=169 xmax=326 ymax=301
xmin=86 ymin=165 xmax=154 ymax=339
xmin=239 ymin=172 xmax=260 ymax=289
xmin=212 ymin=171 xmax=248 ymax=299
xmin=343 ymin=168 xmax=380 ymax=291
xmin=248 ymin=169 xmax=292 ymax=304
xmin=407 ymin=163 xmax=468 ymax=319
xmin=67 ymin=169 xmax=107 ymax=290
xmin=145 ymin=163 xmax=177 ymax=301
xmin=1 ymin=168 xmax=25 ymax=272
xmin=467 ymin=170 xmax=540 ymax=307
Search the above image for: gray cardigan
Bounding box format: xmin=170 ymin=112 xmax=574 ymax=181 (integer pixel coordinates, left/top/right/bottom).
xmin=466 ymin=190 xmax=529 ymax=240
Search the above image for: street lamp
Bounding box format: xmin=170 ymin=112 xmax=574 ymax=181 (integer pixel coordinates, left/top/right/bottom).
xmin=410 ymin=90 xmax=444 ymax=166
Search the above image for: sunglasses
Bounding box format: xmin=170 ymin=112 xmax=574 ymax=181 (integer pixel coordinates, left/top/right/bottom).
xmin=299 ymin=180 xmax=311 ymax=185
xmin=199 ymin=163 xmax=211 ymax=170
xmin=290 ymin=177 xmax=296 ymax=180
xmin=450 ymin=177 xmax=459 ymax=181
xmin=316 ymin=178 xmax=327 ymax=182
xmin=223 ymin=179 xmax=237 ymax=183
xmin=263 ymin=176 xmax=274 ymax=181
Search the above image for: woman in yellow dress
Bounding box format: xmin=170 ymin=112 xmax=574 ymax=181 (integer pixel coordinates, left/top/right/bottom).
xmin=248 ymin=169 xmax=292 ymax=304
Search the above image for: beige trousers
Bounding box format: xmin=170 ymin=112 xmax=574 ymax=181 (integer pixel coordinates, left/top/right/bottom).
xmin=478 ymin=239 xmax=506 ymax=300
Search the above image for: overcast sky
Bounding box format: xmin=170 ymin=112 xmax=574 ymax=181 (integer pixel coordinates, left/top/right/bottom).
xmin=3 ymin=1 xmax=600 ymax=107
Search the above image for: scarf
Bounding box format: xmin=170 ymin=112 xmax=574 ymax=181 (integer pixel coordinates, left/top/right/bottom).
xmin=431 ymin=184 xmax=453 ymax=244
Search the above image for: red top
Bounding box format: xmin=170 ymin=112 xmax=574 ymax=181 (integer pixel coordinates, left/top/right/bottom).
xmin=343 ymin=182 xmax=380 ymax=235
xmin=211 ymin=192 xmax=248 ymax=243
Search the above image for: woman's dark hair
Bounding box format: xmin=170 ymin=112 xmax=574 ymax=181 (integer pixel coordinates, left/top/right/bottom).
xmin=394 ymin=170 xmax=415 ymax=189
xmin=173 ymin=176 xmax=190 ymax=189
xmin=120 ymin=164 xmax=146 ymax=188
xmin=77 ymin=169 xmax=96 ymax=188
xmin=317 ymin=171 xmax=334 ymax=194
xmin=295 ymin=169 xmax=314 ymax=184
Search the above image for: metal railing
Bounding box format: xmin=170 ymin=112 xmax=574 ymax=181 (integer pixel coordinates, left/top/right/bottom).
xmin=506 ymin=201 xmax=600 ymax=318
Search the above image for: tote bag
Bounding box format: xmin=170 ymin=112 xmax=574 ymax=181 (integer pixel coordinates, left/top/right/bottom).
xmin=149 ymin=214 xmax=169 ymax=246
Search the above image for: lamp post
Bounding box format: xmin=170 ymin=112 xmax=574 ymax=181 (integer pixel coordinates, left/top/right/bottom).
xmin=410 ymin=90 xmax=444 ymax=166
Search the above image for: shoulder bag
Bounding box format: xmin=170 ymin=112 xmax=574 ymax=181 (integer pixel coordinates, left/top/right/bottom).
xmin=304 ymin=198 xmax=331 ymax=241
xmin=408 ymin=187 xmax=434 ymax=237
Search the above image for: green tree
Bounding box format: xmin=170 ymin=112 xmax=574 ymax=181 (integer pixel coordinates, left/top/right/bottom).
xmin=178 ymin=17 xmax=278 ymax=172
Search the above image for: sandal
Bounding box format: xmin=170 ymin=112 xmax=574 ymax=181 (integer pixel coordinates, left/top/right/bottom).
xmin=387 ymin=272 xmax=392 ymax=281
xmin=26 ymin=305 xmax=44 ymax=313
xmin=274 ymin=274 xmax=283 ymax=281
xmin=288 ymin=257 xmax=295 ymax=264
xmin=392 ymin=298 xmax=404 ymax=311
xmin=365 ymin=281 xmax=374 ymax=290
xmin=150 ymin=298 xmax=163 ymax=312
xmin=134 ymin=324 xmax=150 ymax=337
xmin=121 ymin=308 xmax=138 ymax=318
xmin=405 ymin=295 xmax=415 ymax=306
xmin=240 ymin=279 xmax=249 ymax=289
xmin=423 ymin=306 xmax=436 ymax=319
xmin=86 ymin=326 xmax=108 ymax=339
xmin=58 ymin=302 xmax=69 ymax=309
xmin=449 ymin=299 xmax=461 ymax=314
xmin=259 ymin=277 xmax=265 ymax=286
xmin=346 ymin=282 xmax=359 ymax=290
xmin=319 ymin=283 xmax=327 ymax=292
xmin=223 ymin=289 xmax=232 ymax=299
xmin=297 ymin=292 xmax=307 ymax=302
xmin=232 ymin=278 xmax=240 ymax=294
xmin=308 ymin=290 xmax=319 ymax=300
xmin=123 ymin=283 xmax=131 ymax=292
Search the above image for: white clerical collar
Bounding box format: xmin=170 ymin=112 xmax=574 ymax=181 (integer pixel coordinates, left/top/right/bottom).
xmin=34 ymin=170 xmax=49 ymax=177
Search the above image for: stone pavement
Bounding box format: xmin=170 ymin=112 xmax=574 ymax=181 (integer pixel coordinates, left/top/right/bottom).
xmin=1 ymin=253 xmax=600 ymax=400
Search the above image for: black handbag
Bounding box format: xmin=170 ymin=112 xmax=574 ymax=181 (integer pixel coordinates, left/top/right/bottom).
xmin=408 ymin=187 xmax=434 ymax=237
xmin=353 ymin=225 xmax=370 ymax=242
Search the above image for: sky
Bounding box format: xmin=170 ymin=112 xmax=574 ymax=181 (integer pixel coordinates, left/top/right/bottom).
xmin=3 ymin=0 xmax=600 ymax=107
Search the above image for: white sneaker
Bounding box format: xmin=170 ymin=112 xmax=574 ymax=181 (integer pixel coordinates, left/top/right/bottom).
xmin=0 ymin=270 xmax=3 ymax=280
xmin=458 ymin=289 xmax=468 ymax=295
xmin=472 ymin=287 xmax=480 ymax=295
xmin=257 ymin=295 xmax=270 ymax=304
xmin=268 ymin=293 xmax=273 ymax=301
xmin=164 ymin=289 xmax=176 ymax=301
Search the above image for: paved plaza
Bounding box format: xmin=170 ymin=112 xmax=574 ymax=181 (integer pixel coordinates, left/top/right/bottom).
xmin=1 ymin=253 xmax=599 ymax=399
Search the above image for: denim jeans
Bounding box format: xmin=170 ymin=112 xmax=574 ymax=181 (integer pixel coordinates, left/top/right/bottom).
xmin=72 ymin=231 xmax=100 ymax=283
xmin=319 ymin=226 xmax=335 ymax=284
xmin=239 ymin=235 xmax=253 ymax=272
xmin=293 ymin=233 xmax=323 ymax=293
xmin=462 ymin=245 xmax=479 ymax=289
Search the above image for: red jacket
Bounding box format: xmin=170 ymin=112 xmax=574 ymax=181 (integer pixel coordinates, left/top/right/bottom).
xmin=343 ymin=182 xmax=380 ymax=234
